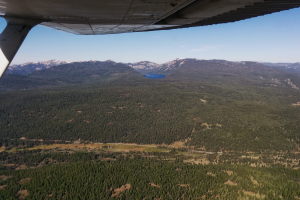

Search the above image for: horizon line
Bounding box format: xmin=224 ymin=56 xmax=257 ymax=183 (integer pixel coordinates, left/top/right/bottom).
xmin=10 ymin=58 xmax=300 ymax=66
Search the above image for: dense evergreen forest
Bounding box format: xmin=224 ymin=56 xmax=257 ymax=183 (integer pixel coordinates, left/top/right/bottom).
xmin=0 ymin=151 xmax=300 ymax=200
xmin=1 ymin=79 xmax=300 ymax=151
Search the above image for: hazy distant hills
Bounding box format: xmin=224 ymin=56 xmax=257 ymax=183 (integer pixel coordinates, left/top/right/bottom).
xmin=7 ymin=59 xmax=300 ymax=76
xmin=165 ymin=59 xmax=300 ymax=89
xmin=1 ymin=61 xmax=142 ymax=90
xmin=28 ymin=61 xmax=141 ymax=83
xmin=129 ymin=59 xmax=300 ymax=75
xmin=7 ymin=60 xmax=67 ymax=76
xmin=264 ymin=62 xmax=300 ymax=74
xmin=1 ymin=59 xmax=300 ymax=90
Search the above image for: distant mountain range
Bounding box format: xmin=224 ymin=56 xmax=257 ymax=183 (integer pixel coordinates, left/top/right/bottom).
xmin=263 ymin=62 xmax=300 ymax=74
xmin=1 ymin=59 xmax=300 ymax=90
xmin=7 ymin=60 xmax=68 ymax=76
xmin=1 ymin=61 xmax=141 ymax=90
xmin=7 ymin=59 xmax=300 ymax=75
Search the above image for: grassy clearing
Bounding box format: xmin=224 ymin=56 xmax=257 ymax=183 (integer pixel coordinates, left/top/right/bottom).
xmin=25 ymin=143 xmax=170 ymax=153
xmin=1 ymin=141 xmax=299 ymax=168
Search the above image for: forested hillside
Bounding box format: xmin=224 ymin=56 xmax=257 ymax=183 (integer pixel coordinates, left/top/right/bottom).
xmin=1 ymin=59 xmax=300 ymax=151
xmin=0 ymin=61 xmax=143 ymax=90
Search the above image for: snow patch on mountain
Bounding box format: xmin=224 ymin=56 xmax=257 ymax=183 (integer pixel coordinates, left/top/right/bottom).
xmin=129 ymin=59 xmax=197 ymax=73
xmin=7 ymin=60 xmax=68 ymax=75
xmin=129 ymin=61 xmax=160 ymax=70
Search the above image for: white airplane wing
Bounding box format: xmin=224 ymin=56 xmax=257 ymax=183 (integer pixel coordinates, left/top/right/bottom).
xmin=0 ymin=0 xmax=300 ymax=76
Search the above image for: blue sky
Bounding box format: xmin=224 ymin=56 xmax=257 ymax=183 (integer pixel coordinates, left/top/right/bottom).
xmin=1 ymin=8 xmax=300 ymax=64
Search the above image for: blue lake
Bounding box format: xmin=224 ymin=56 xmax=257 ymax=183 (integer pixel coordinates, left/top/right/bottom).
xmin=144 ymin=74 xmax=166 ymax=79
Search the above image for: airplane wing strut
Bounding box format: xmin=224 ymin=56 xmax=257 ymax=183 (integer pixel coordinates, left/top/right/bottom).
xmin=0 ymin=18 xmax=36 ymax=76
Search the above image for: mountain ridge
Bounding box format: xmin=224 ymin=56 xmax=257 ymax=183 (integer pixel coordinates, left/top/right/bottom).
xmin=7 ymin=60 xmax=68 ymax=76
xmin=7 ymin=59 xmax=300 ymax=76
xmin=1 ymin=59 xmax=300 ymax=91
